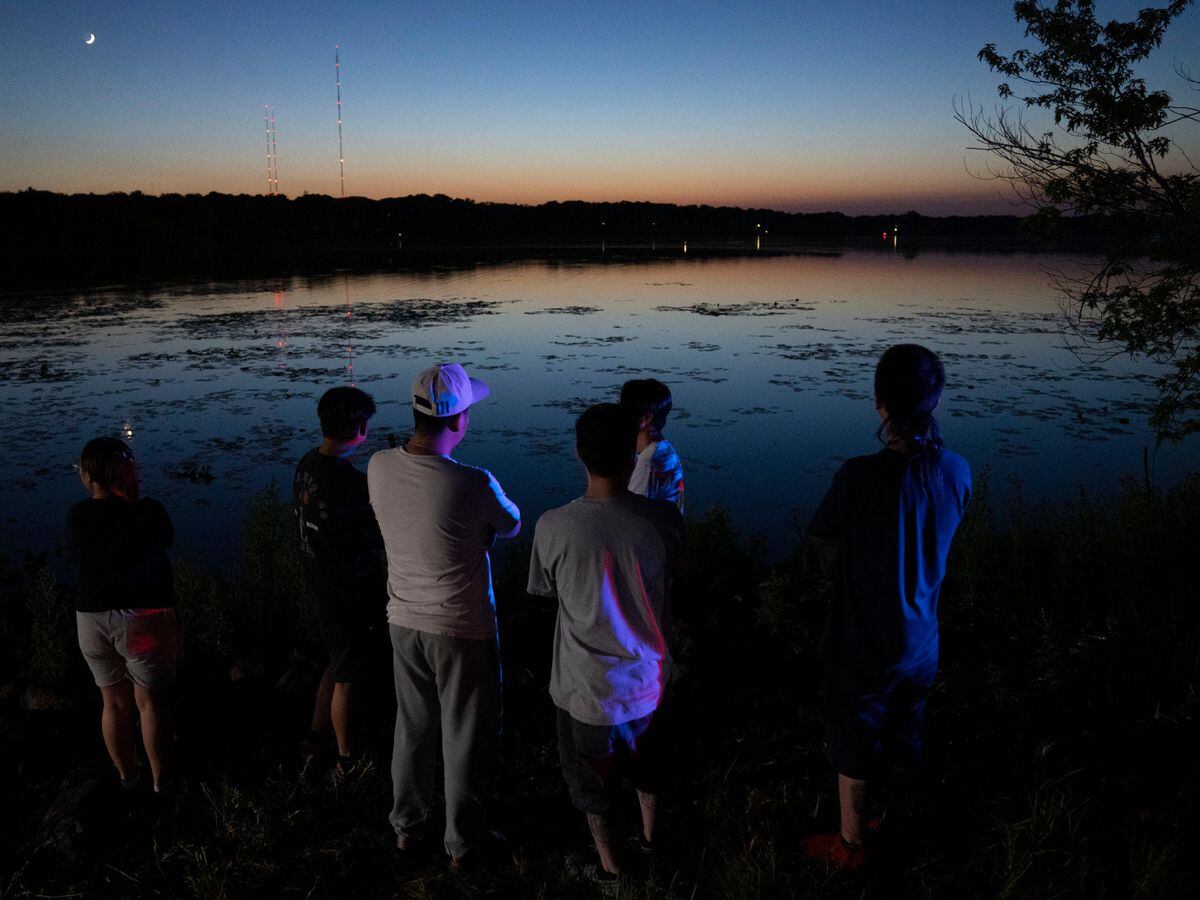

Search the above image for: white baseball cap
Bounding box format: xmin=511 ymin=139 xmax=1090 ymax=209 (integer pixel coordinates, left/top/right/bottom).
xmin=411 ymin=363 xmax=490 ymax=417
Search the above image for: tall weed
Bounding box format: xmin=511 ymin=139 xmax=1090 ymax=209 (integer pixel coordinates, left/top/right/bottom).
xmin=24 ymin=569 xmax=72 ymax=684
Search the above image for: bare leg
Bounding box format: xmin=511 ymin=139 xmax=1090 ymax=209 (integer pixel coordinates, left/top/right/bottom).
xmin=311 ymin=666 xmax=335 ymax=734
xmin=133 ymin=684 xmax=172 ymax=790
xmin=99 ymin=681 xmax=137 ymax=781
xmin=838 ymin=773 xmax=870 ymax=845
xmin=637 ymin=790 xmax=658 ymax=844
xmin=330 ymin=681 xmax=355 ymax=758
xmin=586 ymin=812 xmax=620 ymax=874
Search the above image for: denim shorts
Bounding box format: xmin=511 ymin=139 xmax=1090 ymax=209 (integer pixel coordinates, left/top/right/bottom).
xmin=76 ymin=608 xmax=183 ymax=690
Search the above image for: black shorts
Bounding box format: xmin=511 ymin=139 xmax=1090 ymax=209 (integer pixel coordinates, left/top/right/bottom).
xmin=304 ymin=559 xmax=382 ymax=684
xmin=556 ymin=707 xmax=664 ymax=814
xmin=824 ymin=662 xmax=936 ymax=781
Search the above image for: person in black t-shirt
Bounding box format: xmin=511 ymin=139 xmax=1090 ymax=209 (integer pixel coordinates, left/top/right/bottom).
xmin=801 ymin=345 xmax=971 ymax=871
xmin=67 ymin=436 xmax=182 ymax=795
xmin=294 ymin=386 xmax=385 ymax=774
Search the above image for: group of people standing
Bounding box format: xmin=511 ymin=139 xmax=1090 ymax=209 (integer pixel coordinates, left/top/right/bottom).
xmin=64 ymin=343 xmax=970 ymax=881
xmin=295 ymin=367 xmax=686 ymax=881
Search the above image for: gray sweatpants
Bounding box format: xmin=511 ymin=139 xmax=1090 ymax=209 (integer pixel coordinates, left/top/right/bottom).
xmin=388 ymin=624 xmax=502 ymax=859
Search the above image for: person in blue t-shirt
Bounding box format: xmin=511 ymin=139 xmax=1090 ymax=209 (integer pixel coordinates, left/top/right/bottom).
xmin=802 ymin=344 xmax=971 ymax=870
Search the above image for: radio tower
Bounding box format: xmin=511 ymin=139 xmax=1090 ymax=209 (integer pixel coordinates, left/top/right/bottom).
xmin=270 ymin=108 xmax=279 ymax=195
xmin=264 ymin=106 xmax=273 ymax=194
xmin=335 ymin=46 xmax=345 ymax=198
xmin=264 ymin=106 xmax=279 ymax=195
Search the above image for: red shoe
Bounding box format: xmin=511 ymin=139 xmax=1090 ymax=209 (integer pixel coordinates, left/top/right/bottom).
xmin=800 ymin=832 xmax=867 ymax=871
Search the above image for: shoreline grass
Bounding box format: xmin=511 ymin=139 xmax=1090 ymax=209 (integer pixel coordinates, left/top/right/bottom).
xmin=1 ymin=471 xmax=1197 ymax=897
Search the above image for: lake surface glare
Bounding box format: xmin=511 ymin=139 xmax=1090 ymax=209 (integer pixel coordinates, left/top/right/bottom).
xmin=2 ymin=251 xmax=1194 ymax=565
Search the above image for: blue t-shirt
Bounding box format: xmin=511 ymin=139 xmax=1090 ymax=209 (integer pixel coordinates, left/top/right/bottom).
xmin=808 ymin=447 xmax=971 ymax=678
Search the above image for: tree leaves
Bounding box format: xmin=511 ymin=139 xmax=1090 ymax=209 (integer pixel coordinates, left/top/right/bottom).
xmin=958 ymin=0 xmax=1200 ymax=440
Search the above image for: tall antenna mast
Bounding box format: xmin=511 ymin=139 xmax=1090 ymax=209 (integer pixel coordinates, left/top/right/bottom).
xmin=270 ymin=108 xmax=279 ymax=195
xmin=335 ymin=45 xmax=345 ymax=198
xmin=264 ymin=105 xmax=279 ymax=195
xmin=264 ymin=106 xmax=273 ymax=195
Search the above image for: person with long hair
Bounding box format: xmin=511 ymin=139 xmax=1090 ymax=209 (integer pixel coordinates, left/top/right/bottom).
xmin=67 ymin=436 xmax=181 ymax=795
xmin=802 ymin=344 xmax=971 ymax=870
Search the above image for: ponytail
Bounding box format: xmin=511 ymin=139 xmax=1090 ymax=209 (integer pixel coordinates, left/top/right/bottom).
xmin=874 ymin=344 xmax=946 ymax=479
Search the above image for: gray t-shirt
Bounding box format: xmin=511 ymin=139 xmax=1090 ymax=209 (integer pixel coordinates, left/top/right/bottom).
xmin=528 ymin=492 xmax=684 ymax=726
xmin=367 ymin=446 xmax=520 ymax=640
xmin=629 ymin=438 xmax=685 ymax=513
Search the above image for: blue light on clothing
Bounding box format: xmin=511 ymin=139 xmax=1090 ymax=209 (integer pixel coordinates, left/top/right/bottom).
xmin=808 ymin=447 xmax=971 ymax=678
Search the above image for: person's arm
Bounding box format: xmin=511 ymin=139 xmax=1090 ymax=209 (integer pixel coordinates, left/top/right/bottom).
xmin=807 ymin=463 xmax=852 ymax=546
xmin=145 ymin=499 xmax=175 ymax=549
xmin=628 ymin=452 xmax=650 ymax=497
xmin=483 ymin=470 xmax=521 ymax=539
xmin=64 ymin=504 xmax=86 ymax=584
xmin=346 ymin=471 xmax=385 ymax=551
xmin=526 ymin=519 xmax=557 ymax=599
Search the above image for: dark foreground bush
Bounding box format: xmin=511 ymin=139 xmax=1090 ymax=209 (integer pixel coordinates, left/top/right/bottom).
xmin=0 ymin=475 xmax=1197 ymax=897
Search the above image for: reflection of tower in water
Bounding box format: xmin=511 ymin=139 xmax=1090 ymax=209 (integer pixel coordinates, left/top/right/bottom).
xmin=273 ymin=287 xmax=289 ymax=368
xmin=343 ymin=276 xmax=355 ymax=386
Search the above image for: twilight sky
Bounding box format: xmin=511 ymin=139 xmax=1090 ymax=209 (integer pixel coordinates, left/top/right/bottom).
xmin=1 ymin=1 xmax=1197 ymax=215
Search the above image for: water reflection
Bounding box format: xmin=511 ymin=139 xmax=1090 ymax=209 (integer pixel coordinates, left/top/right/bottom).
xmin=0 ymin=252 xmax=1194 ymax=565
xmin=344 ymin=275 xmax=355 ymax=386
xmin=273 ymin=287 xmax=289 ymax=365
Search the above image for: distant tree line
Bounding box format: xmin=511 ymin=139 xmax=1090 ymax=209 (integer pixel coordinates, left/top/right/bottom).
xmin=0 ymin=188 xmax=1111 ymax=287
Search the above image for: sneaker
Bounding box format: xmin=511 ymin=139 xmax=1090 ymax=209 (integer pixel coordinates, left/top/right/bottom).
xmin=800 ymin=832 xmax=867 ymax=871
xmin=333 ymin=754 xmax=358 ymax=780
xmin=565 ymin=852 xmax=619 ymax=892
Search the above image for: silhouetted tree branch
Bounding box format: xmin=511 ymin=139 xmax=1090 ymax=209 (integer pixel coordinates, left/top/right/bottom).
xmin=957 ymin=0 xmax=1200 ymax=441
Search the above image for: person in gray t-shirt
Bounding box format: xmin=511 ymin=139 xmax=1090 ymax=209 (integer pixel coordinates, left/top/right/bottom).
xmin=368 ymin=363 xmax=520 ymax=869
xmin=528 ymin=403 xmax=684 ymax=881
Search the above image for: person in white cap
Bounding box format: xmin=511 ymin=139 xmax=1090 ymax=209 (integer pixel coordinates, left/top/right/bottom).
xmin=367 ymin=363 xmax=521 ymax=870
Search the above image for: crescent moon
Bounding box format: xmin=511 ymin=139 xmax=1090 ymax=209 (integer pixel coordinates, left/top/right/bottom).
xmin=85 ymin=33 xmax=95 ymax=45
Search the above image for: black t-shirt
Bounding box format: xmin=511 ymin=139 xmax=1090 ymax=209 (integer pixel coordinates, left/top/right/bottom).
xmin=808 ymin=447 xmax=971 ymax=678
xmin=293 ymin=449 xmax=384 ymax=585
xmin=66 ymin=497 xmax=176 ymax=612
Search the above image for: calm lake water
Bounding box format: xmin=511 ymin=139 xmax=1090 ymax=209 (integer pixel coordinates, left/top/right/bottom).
xmin=2 ymin=250 xmax=1195 ymax=567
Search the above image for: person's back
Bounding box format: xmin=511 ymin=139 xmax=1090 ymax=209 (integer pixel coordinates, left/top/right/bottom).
xmin=294 ymin=449 xmax=381 ymax=585
xmin=810 ymin=446 xmax=971 ymax=675
xmin=293 ymin=386 xmax=384 ymax=772
xmin=67 ymin=437 xmax=181 ymax=796
xmin=368 ymin=362 xmax=519 ymax=869
xmin=802 ymin=343 xmax=971 ymax=872
xmin=528 ymin=402 xmax=684 ymax=882
xmin=532 ymin=491 xmax=683 ymax=725
xmin=368 ymin=447 xmax=518 ymax=639
xmin=68 ymin=496 xmax=175 ymax=612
